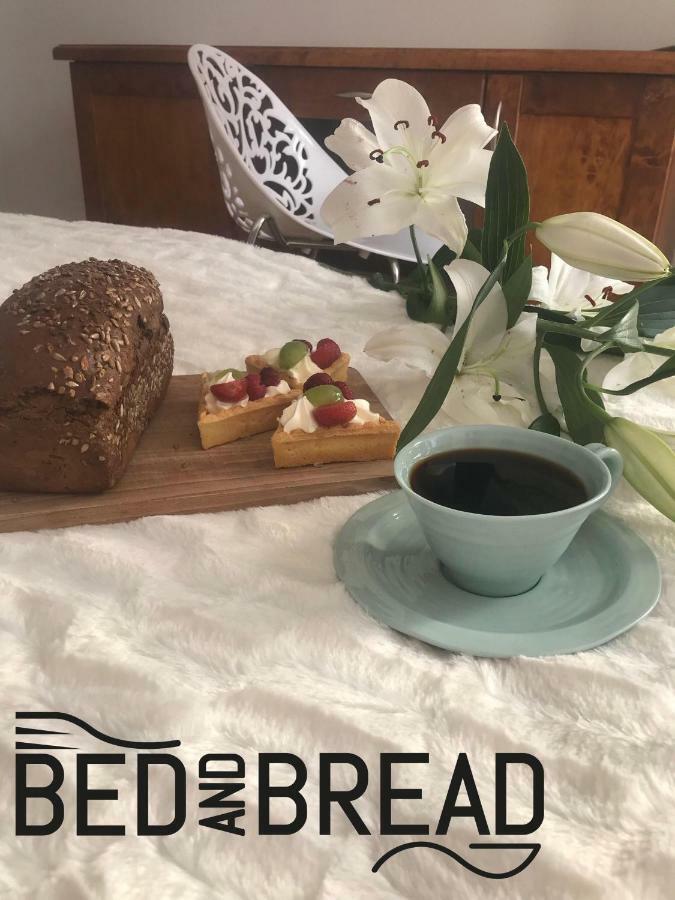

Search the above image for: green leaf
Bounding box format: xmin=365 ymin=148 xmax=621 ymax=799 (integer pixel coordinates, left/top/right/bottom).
xmin=529 ymin=413 xmax=561 ymax=436
xmin=481 ymin=124 xmax=530 ymax=283
xmin=601 ymin=351 xmax=675 ymax=396
xmin=590 ymin=275 xmax=674 ymax=339
xmin=461 ymin=234 xmax=483 ymax=265
xmin=405 ymin=287 xmax=434 ymax=322
xmin=467 ymin=226 xmax=483 ymax=249
xmin=531 ymin=307 xmax=577 ymax=325
xmin=397 ymin=316 xmax=472 ymax=450
xmin=545 ymin=343 xmax=606 ymax=444
xmin=636 ymin=275 xmax=675 ymax=338
xmin=503 ymin=254 xmax=533 ymax=327
xmin=398 ymin=252 xmax=508 ymax=449
xmin=606 ymin=301 xmax=642 ymax=352
xmin=427 ymin=258 xmax=454 ymax=326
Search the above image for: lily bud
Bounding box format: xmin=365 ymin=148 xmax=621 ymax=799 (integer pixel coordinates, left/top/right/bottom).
xmin=536 ymin=213 xmax=671 ymax=282
xmin=604 ymin=417 xmax=675 ymax=520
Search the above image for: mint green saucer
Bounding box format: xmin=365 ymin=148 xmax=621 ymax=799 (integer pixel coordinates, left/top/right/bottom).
xmin=334 ymin=491 xmax=661 ymax=658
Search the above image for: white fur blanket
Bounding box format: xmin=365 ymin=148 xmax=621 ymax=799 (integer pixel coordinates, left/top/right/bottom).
xmin=0 ymin=214 xmax=673 ymax=900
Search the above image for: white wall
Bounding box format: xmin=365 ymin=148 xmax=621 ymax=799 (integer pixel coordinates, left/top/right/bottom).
xmin=1 ymin=0 xmax=673 ymax=221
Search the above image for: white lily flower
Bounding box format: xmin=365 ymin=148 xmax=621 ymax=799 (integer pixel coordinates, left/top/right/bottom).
xmin=530 ymin=253 xmax=632 ymax=314
xmin=602 ymin=326 xmax=675 ymax=433
xmin=604 ymin=418 xmax=675 ymax=520
xmin=536 ymin=213 xmax=671 ymax=282
xmin=365 ymin=259 xmax=556 ymax=428
xmin=322 ymin=79 xmax=496 ymax=254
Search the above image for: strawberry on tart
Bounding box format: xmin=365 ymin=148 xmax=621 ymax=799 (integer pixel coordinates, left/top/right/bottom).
xmin=198 ymin=365 xmax=298 ymax=450
xmin=271 ymin=372 xmax=400 ymax=468
xmin=246 ymin=337 xmax=349 ymax=389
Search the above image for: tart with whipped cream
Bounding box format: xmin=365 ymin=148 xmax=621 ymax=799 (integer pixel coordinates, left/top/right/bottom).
xmin=272 ymin=373 xmax=400 ymax=468
xmin=198 ymin=366 xmax=298 ymax=450
xmin=246 ymin=338 xmax=350 ymax=389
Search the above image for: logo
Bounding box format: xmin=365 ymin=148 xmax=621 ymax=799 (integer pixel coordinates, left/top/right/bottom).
xmin=15 ymin=712 xmax=543 ymax=879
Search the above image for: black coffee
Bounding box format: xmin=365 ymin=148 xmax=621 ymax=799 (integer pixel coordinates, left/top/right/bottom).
xmin=411 ymin=448 xmax=588 ymax=516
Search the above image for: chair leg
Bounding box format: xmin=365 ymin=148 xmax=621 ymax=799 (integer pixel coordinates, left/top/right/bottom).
xmin=247 ymin=216 xmax=269 ymax=246
xmin=387 ymin=258 xmax=400 ymax=284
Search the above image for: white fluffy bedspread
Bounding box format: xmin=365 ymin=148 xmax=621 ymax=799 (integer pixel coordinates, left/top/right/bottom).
xmin=0 ymin=214 xmax=673 ymax=900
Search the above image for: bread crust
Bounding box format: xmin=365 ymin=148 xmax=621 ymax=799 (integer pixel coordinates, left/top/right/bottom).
xmin=0 ymin=258 xmax=173 ymax=493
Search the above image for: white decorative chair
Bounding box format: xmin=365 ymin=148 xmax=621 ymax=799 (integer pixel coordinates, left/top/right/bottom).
xmin=187 ymin=44 xmax=441 ymax=275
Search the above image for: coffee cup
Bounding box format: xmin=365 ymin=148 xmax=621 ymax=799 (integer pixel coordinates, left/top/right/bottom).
xmin=394 ymin=425 xmax=623 ymax=597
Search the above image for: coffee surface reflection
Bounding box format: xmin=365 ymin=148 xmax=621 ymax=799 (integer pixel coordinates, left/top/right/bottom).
xmin=411 ymin=448 xmax=588 ymax=516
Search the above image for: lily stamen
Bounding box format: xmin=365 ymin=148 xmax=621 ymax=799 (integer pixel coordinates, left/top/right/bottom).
xmin=367 ymin=198 xmax=381 ymax=206
xmin=369 ymin=149 xmax=384 ymax=163
xmin=394 ymin=119 xmax=409 ymax=130
xmin=416 ymin=159 xmax=430 ymax=168
xmin=432 ymin=130 xmax=447 ymax=143
xmin=427 ymin=115 xmax=438 ymax=128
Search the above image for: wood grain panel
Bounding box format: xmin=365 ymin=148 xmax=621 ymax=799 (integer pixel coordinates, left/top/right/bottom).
xmin=620 ymin=77 xmax=675 ymax=255
xmin=483 ymin=73 xmax=524 ymax=141
xmin=91 ymin=94 xmax=231 ymax=234
xmin=255 ymin=66 xmax=484 ymax=120
xmin=53 ymin=46 xmax=675 ymax=76
xmin=521 ymin=73 xmax=643 ymax=118
xmin=70 ymin=62 xmax=238 ymax=238
xmin=0 ymin=371 xmax=396 ymax=535
xmin=519 ymin=115 xmax=634 ymax=265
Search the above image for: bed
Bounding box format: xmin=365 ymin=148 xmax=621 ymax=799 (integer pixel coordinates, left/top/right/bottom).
xmin=1 ymin=213 xmax=672 ymax=899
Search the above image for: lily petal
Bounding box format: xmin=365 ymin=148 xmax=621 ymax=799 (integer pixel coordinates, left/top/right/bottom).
xmin=434 ymin=104 xmax=497 ymax=153
xmin=445 ymin=259 xmax=508 ymax=365
xmin=324 ymin=118 xmax=379 ymax=172
xmin=536 ymin=213 xmax=670 ymax=282
xmin=547 ymin=254 xmax=633 ymax=311
xmin=320 ymin=163 xmax=417 ymax=244
xmin=427 ymin=148 xmax=492 ymax=207
xmin=356 ymin=79 xmax=432 ymax=160
xmin=602 ymin=326 xmax=675 ymax=427
xmin=364 ymin=322 xmax=450 ymax=377
xmin=413 ymin=196 xmax=468 ymax=256
xmin=529 ymin=265 xmax=553 ymax=305
xmin=441 ymin=376 xmax=536 ymax=428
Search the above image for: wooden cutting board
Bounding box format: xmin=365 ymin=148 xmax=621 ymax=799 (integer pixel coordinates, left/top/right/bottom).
xmin=0 ymin=369 xmax=397 ymax=534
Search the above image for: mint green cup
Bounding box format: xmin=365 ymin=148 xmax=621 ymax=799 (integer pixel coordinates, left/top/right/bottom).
xmin=394 ymin=425 xmax=623 ymax=597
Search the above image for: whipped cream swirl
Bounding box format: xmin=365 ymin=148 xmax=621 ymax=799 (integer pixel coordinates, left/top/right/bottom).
xmin=280 ymin=396 xmax=380 ymax=433
xmin=206 ymin=371 xmax=290 ymax=413
xmin=263 ymin=347 xmax=322 ymax=383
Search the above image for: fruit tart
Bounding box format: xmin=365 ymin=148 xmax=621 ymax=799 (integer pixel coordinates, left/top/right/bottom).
xmin=246 ymin=337 xmax=349 ymax=389
xmin=198 ymin=366 xmax=298 ymax=450
xmin=271 ymin=373 xmax=400 ymax=468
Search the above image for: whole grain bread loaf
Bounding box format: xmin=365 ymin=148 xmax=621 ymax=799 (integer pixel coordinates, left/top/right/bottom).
xmin=0 ymin=258 xmax=173 ymax=493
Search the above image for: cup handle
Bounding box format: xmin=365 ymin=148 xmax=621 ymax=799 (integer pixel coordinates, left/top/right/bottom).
xmin=585 ymin=443 xmax=623 ymax=494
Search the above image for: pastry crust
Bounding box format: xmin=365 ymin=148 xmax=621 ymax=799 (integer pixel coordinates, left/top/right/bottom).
xmin=198 ymin=374 xmax=299 ymax=449
xmin=272 ymin=418 xmax=400 ymax=468
xmin=245 ymin=352 xmax=350 ymax=388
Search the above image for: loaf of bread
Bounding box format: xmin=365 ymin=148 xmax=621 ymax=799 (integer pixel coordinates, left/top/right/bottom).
xmin=0 ymin=258 xmax=173 ymax=493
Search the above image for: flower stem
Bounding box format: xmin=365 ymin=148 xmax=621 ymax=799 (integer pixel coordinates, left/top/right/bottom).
xmin=409 ymin=224 xmax=434 ymax=301
xmin=409 ymin=225 xmax=424 ymax=270
xmin=579 ymin=344 xmax=613 ymax=422
xmin=533 ymin=332 xmax=549 ymax=414
xmin=643 ymin=344 xmax=672 ymax=358
xmin=506 ymin=221 xmax=541 ymax=243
